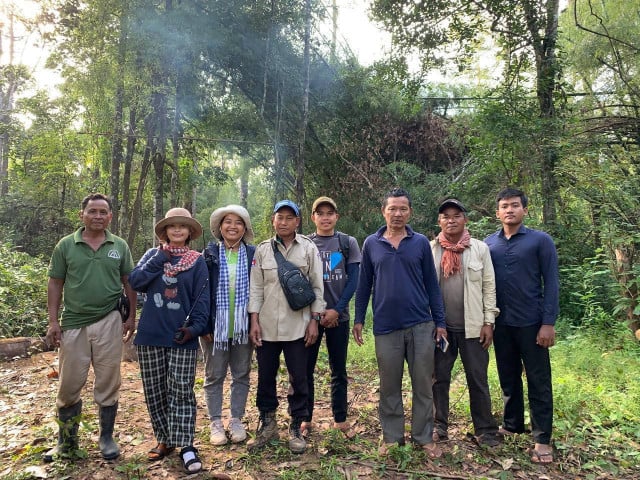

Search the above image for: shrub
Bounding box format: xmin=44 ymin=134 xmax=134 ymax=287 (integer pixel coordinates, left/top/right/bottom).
xmin=0 ymin=242 xmax=48 ymax=338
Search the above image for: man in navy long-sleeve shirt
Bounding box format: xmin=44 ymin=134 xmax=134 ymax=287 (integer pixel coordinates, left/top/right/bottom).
xmin=354 ymin=188 xmax=446 ymax=459
xmin=485 ymin=188 xmax=559 ymax=464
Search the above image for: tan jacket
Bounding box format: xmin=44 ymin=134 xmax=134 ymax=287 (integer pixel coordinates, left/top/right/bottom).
xmin=431 ymin=237 xmax=499 ymax=338
xmin=249 ymin=234 xmax=325 ymax=341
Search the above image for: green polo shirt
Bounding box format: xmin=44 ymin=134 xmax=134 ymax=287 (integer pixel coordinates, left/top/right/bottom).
xmin=48 ymin=227 xmax=134 ymax=330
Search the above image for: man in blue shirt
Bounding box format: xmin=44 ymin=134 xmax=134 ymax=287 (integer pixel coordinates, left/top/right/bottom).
xmin=354 ymin=188 xmax=446 ymax=459
xmin=485 ymin=188 xmax=559 ymax=464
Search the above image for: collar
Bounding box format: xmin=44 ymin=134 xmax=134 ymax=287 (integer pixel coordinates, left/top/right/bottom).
xmin=274 ymin=233 xmax=300 ymax=246
xmin=73 ymin=227 xmax=114 ymax=244
xmin=375 ymin=224 xmax=415 ymax=239
xmin=498 ymin=224 xmax=528 ymax=238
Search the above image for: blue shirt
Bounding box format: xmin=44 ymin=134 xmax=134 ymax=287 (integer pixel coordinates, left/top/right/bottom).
xmin=130 ymin=248 xmax=210 ymax=349
xmin=485 ymin=225 xmax=559 ymax=327
xmin=355 ymin=225 xmax=445 ymax=335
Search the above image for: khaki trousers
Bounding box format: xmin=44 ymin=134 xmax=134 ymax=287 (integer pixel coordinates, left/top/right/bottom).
xmin=56 ymin=310 xmax=123 ymax=408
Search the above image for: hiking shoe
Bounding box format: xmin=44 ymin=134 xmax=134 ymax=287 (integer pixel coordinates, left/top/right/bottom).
xmin=475 ymin=432 xmax=503 ymax=447
xmin=228 ymin=417 xmax=247 ymax=443
xmin=209 ymin=420 xmax=228 ymax=446
xmin=247 ymin=411 xmax=279 ymax=451
xmin=288 ymin=418 xmax=306 ymax=454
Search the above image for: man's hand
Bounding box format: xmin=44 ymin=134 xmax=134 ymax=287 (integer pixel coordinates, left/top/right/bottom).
xmin=435 ymin=326 xmax=447 ymax=343
xmin=352 ymin=323 xmax=364 ymax=346
xmin=479 ymin=324 xmax=494 ymax=349
xmin=250 ymin=314 xmax=262 ymax=347
xmin=122 ymin=316 xmax=135 ymax=343
xmin=320 ymin=309 xmax=339 ymax=328
xmin=46 ymin=320 xmax=62 ymax=348
xmin=304 ymin=316 xmax=319 ymax=347
xmin=536 ymin=324 xmax=556 ymax=348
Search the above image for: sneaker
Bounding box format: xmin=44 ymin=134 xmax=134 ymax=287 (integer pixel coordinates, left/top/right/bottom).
xmin=209 ymin=419 xmax=228 ymax=446
xmin=288 ymin=419 xmax=306 ymax=454
xmin=228 ymin=417 xmax=247 ymax=443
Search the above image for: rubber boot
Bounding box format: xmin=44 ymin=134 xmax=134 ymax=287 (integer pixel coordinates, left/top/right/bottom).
xmin=98 ymin=402 xmax=120 ymax=460
xmin=43 ymin=400 xmax=82 ymax=462
xmin=247 ymin=411 xmax=279 ymax=451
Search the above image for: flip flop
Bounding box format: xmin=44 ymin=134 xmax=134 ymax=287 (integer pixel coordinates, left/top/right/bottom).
xmin=300 ymin=421 xmax=312 ymax=438
xmin=147 ymin=443 xmax=174 ymax=461
xmin=422 ymin=442 xmax=443 ymax=459
xmin=530 ymin=448 xmax=554 ymax=464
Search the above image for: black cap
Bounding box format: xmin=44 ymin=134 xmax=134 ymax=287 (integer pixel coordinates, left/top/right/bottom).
xmin=438 ymin=198 xmax=467 ymax=213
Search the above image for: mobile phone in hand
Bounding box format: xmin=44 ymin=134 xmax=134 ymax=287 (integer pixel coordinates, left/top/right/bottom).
xmin=438 ymin=336 xmax=449 ymax=353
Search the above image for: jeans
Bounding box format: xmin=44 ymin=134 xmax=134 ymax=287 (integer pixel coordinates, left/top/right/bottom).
xmin=493 ymin=324 xmax=553 ymax=444
xmin=305 ymin=321 xmax=349 ymax=423
xmin=374 ymin=321 xmax=436 ymax=445
xmin=200 ymin=338 xmax=252 ymax=420
xmin=256 ymin=338 xmax=309 ymax=419
xmin=433 ymin=329 xmax=497 ymax=437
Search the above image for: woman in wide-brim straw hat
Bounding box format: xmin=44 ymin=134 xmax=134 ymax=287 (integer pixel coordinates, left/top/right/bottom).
xmin=129 ymin=207 xmax=209 ymax=473
xmin=200 ymin=204 xmax=256 ymax=446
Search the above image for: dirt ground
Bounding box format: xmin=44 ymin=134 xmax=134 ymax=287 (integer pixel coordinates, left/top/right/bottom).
xmin=0 ymin=350 xmax=631 ymax=479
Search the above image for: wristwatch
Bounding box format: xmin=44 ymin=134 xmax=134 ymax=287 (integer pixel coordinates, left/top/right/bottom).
xmin=312 ymin=314 xmax=322 ymax=322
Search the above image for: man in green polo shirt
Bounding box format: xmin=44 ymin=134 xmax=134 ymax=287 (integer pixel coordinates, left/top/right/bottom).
xmin=44 ymin=193 xmax=136 ymax=462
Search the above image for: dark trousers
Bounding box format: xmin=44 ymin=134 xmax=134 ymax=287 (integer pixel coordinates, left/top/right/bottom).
xmin=305 ymin=321 xmax=349 ymax=423
xmin=493 ymin=324 xmax=553 ymax=444
xmin=256 ymin=338 xmax=309 ymax=420
xmin=433 ymin=329 xmax=498 ymax=437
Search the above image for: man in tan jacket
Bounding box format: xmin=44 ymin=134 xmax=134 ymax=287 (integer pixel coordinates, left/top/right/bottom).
xmin=248 ymin=200 xmax=325 ymax=454
xmin=430 ymin=199 xmax=501 ymax=447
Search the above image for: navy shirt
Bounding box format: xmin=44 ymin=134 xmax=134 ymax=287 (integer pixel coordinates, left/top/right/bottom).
xmin=485 ymin=225 xmax=559 ymax=327
xmin=355 ymin=225 xmax=445 ymax=335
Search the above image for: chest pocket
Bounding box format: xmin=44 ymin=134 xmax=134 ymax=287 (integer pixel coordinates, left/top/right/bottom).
xmin=467 ymin=261 xmax=483 ymax=282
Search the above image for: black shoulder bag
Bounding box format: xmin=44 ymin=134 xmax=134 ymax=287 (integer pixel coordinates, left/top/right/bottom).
xmin=271 ymin=240 xmax=316 ymax=311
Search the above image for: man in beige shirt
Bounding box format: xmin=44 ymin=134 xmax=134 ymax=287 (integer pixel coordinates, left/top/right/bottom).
xmin=248 ymin=200 xmax=325 ymax=454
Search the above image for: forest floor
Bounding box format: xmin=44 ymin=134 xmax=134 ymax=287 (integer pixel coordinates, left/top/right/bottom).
xmin=0 ymin=349 xmax=633 ymax=480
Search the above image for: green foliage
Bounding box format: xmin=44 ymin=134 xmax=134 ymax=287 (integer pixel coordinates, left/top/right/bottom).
xmin=0 ymin=242 xmax=48 ymax=338
xmin=558 ymin=250 xmax=619 ymax=327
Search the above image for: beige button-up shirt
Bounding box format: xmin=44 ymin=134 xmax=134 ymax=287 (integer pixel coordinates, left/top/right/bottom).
xmin=249 ymin=234 xmax=325 ymax=341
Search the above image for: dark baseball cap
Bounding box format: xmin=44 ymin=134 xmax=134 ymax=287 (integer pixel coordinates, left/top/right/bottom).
xmin=273 ymin=199 xmax=301 ymax=217
xmin=438 ymin=198 xmax=467 ymax=213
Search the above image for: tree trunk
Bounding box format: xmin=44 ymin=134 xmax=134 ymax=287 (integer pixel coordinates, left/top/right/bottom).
xmin=0 ymin=12 xmax=18 ymax=197
xmin=110 ymin=82 xmax=124 ymax=234
xmin=294 ymin=0 xmax=312 ymax=211
xmin=525 ymin=0 xmax=560 ymax=228
xmin=120 ymin=107 xmax=137 ymax=238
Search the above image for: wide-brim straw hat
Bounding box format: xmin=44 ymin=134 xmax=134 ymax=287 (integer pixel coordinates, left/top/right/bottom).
xmin=210 ymin=204 xmax=254 ymax=243
xmin=154 ymin=207 xmax=203 ymax=242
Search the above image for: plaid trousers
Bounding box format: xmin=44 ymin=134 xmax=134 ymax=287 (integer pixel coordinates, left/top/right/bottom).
xmin=137 ymin=345 xmax=198 ymax=447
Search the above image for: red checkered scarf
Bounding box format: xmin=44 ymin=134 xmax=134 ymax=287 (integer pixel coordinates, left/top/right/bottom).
xmin=162 ymin=245 xmax=201 ymax=277
xmin=437 ymin=229 xmax=471 ymax=278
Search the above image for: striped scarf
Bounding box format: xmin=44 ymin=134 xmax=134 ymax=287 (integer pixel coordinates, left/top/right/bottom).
xmin=214 ymin=243 xmax=249 ymax=350
xmin=163 ymin=245 xmax=201 ymax=277
xmin=437 ymin=229 xmax=471 ymax=278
